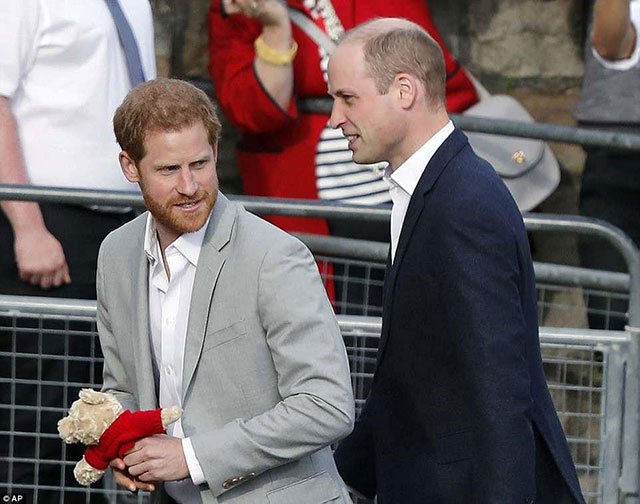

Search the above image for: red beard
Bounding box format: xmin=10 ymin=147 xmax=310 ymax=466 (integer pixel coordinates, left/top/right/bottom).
xmin=143 ymin=188 xmax=217 ymax=237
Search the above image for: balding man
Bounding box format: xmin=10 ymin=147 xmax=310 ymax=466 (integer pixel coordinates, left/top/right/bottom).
xmin=329 ymin=18 xmax=585 ymax=504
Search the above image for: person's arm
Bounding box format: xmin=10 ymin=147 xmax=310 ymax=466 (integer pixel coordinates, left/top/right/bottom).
xmin=208 ymin=0 xmax=299 ymax=133
xmin=435 ymin=192 xmax=536 ymax=501
xmin=333 ymin=396 xmax=377 ymax=500
xmin=0 ymin=96 xmax=71 ymax=289
xmin=592 ymin=0 xmax=637 ymax=60
xmin=222 ymin=0 xmax=294 ymax=110
xmin=188 ymin=236 xmax=354 ymax=496
xmin=97 ymin=240 xmax=154 ymax=493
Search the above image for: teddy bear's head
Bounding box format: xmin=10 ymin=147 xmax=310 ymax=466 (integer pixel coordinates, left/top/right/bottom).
xmin=58 ymin=388 xmax=124 ymax=445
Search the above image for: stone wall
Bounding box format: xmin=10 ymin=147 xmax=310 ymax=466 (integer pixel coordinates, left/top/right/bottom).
xmin=151 ymin=0 xmax=588 ymax=88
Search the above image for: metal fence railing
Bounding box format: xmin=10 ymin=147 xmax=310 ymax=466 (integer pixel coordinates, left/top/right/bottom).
xmin=188 ymin=79 xmax=640 ymax=152
xmin=0 ymin=298 xmax=633 ymax=504
xmin=1 ymin=184 xmax=638 ymax=329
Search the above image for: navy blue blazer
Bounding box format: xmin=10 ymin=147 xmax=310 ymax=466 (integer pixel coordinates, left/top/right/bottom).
xmin=334 ymin=129 xmax=585 ymax=504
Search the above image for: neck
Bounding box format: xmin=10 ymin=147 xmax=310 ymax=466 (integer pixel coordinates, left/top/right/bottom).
xmin=389 ymin=112 xmax=450 ymax=172
xmin=156 ymin=225 xmax=180 ymax=252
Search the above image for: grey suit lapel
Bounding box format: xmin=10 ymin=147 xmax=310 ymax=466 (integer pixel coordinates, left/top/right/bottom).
xmin=130 ymin=218 xmax=158 ymax=410
xmin=182 ymin=194 xmax=237 ymax=401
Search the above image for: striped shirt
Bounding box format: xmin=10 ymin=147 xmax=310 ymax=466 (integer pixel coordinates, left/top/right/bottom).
xmin=315 ymin=126 xmax=392 ymax=205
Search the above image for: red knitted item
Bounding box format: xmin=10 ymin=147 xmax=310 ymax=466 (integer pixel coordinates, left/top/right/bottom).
xmin=84 ymin=409 xmax=165 ymax=470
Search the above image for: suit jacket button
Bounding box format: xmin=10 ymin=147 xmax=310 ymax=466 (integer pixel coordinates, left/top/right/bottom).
xmin=525 ymin=498 xmax=535 ymax=504
xmin=222 ymin=477 xmax=239 ymax=489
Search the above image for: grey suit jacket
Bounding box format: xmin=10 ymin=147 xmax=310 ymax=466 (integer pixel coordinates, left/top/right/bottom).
xmin=97 ymin=194 xmax=355 ymax=504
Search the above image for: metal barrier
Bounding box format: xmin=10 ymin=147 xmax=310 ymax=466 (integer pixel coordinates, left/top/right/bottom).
xmin=2 ymin=185 xmax=640 ymax=501
xmin=0 ymin=297 xmax=633 ymax=504
xmin=189 ymin=79 xmax=640 ymax=151
xmin=0 ymin=184 xmax=637 ymax=329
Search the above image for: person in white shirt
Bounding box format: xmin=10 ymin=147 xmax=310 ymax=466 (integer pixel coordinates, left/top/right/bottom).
xmin=0 ymin=2 xmax=155 ymax=502
xmin=98 ymin=78 xmax=355 ymax=504
xmin=0 ymin=0 xmax=155 ymax=296
xmin=328 ymin=18 xmax=585 ymax=503
xmin=573 ymin=0 xmax=640 ymax=330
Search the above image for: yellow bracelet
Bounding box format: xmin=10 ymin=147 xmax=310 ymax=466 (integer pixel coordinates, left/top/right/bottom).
xmin=254 ymin=34 xmax=298 ymax=66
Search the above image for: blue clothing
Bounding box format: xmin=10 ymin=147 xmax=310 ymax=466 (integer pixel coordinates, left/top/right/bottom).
xmin=334 ymin=129 xmax=585 ymax=503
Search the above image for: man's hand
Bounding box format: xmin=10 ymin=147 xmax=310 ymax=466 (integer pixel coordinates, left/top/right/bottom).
xmin=123 ymin=434 xmax=189 ymax=482
xmin=222 ymin=0 xmax=290 ymax=28
xmin=14 ymin=227 xmax=71 ymax=289
xmin=109 ymin=457 xmax=156 ymax=493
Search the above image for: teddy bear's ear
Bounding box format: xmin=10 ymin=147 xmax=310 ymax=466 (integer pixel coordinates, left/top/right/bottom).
xmin=57 ymin=416 xmax=78 ymax=444
xmin=79 ymin=388 xmax=105 ymax=405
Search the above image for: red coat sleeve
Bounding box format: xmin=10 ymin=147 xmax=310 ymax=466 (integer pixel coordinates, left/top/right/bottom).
xmin=208 ymin=0 xmax=298 ymax=134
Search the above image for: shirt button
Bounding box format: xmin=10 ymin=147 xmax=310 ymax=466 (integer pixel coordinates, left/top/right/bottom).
xmin=165 ymin=316 xmax=174 ymax=326
xmin=165 ymin=366 xmax=173 ymax=375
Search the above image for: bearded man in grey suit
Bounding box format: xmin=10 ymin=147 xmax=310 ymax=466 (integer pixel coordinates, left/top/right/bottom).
xmin=97 ymin=78 xmax=355 ymax=504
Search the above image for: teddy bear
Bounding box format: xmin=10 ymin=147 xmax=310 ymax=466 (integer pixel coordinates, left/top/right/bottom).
xmin=57 ymin=388 xmax=182 ymax=486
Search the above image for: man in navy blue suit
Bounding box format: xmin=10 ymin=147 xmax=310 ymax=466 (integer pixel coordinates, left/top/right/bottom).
xmin=328 ymin=18 xmax=586 ymax=504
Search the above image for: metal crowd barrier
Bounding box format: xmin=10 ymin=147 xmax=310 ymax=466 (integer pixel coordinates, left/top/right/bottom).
xmin=0 ymin=298 xmax=633 ymax=504
xmin=190 ymin=79 xmax=640 ymax=151
xmin=1 ymin=186 xmax=640 ymax=502
xmin=0 ymin=184 xmax=637 ymax=330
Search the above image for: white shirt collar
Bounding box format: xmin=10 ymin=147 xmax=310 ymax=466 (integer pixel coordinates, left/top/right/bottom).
xmin=384 ymin=120 xmax=455 ymax=196
xmin=143 ymin=212 xmax=210 ymax=268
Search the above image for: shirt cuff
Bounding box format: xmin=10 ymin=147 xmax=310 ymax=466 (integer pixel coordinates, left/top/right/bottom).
xmin=182 ymin=437 xmax=206 ymax=485
xmin=592 ymin=6 xmax=640 ymax=71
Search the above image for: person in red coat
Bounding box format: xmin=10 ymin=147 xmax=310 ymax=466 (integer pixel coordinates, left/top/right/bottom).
xmin=208 ymin=0 xmax=478 ymax=312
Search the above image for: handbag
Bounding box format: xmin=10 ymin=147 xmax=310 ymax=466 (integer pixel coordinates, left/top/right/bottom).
xmin=463 ymin=94 xmax=560 ymax=212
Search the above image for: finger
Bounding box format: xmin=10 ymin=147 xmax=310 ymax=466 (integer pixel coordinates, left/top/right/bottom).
xmin=113 ymin=468 xmax=138 ymax=493
xmin=28 ymin=274 xmax=42 ymax=286
xmin=137 ymin=471 xmax=157 ymax=482
xmin=51 ymin=268 xmax=66 ymax=288
xmin=127 ymin=462 xmax=148 ymax=478
xmin=134 ymin=479 xmax=156 ymax=492
xmin=222 ymin=0 xmax=243 ymax=14
xmin=40 ymin=273 xmax=54 ymax=290
xmin=109 ymin=458 xmax=126 ymax=471
xmin=61 ymin=261 xmax=71 ymax=284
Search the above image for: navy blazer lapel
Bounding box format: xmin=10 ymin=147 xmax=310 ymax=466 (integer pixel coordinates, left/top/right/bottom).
xmin=391 ymin=128 xmax=468 ymax=274
xmin=377 ymin=129 xmax=469 ymax=363
xmin=182 ymin=194 xmax=236 ymax=401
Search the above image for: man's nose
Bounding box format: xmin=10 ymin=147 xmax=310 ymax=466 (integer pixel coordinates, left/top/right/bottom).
xmin=177 ymin=167 xmax=198 ymax=196
xmin=329 ymin=102 xmax=345 ymax=129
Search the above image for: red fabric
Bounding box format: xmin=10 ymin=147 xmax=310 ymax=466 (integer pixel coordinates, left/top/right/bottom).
xmin=208 ymin=0 xmax=478 ymax=235
xmin=84 ymin=409 xmax=165 ymax=471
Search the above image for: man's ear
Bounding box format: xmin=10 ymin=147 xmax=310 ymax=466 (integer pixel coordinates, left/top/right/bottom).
xmin=395 ymin=74 xmax=418 ymax=110
xmin=119 ymin=151 xmax=140 ymax=183
xmin=212 ymin=142 xmax=219 ymax=164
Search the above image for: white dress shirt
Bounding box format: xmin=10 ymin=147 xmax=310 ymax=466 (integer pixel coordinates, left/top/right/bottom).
xmin=144 ymin=214 xmax=209 ymax=504
xmin=0 ymin=0 xmax=156 ymax=190
xmin=384 ymin=121 xmax=455 ymax=262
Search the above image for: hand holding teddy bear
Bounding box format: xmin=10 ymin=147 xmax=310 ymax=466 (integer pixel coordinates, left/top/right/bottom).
xmin=57 ymin=388 xmax=181 ymax=486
